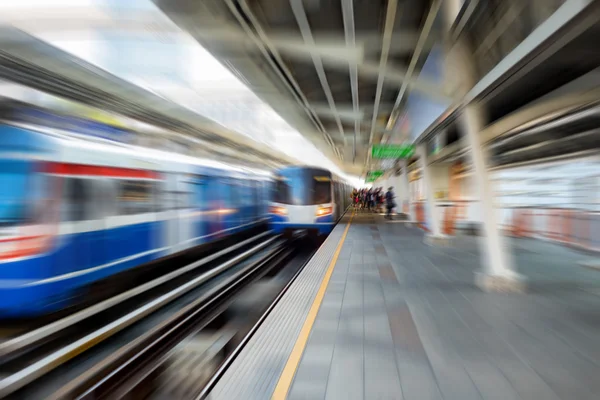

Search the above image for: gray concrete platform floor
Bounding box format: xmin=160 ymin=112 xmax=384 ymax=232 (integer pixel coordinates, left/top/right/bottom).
xmin=288 ymin=214 xmax=600 ymax=400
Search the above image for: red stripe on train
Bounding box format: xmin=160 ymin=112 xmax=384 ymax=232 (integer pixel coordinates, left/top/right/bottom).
xmin=43 ymin=162 xmax=159 ymax=179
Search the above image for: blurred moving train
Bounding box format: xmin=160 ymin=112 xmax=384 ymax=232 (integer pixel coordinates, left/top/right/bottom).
xmin=0 ymin=104 xmax=272 ymax=317
xmin=268 ymin=166 xmax=352 ymax=237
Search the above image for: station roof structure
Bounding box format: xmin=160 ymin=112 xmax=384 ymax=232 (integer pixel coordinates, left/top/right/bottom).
xmin=0 ymin=6 xmax=299 ymax=170
xmin=153 ymin=0 xmax=600 ymax=178
xmin=0 ymin=0 xmax=599 ymax=182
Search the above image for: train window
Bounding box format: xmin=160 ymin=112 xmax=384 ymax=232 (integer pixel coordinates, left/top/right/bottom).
xmin=161 ymin=174 xmax=193 ymax=211
xmin=238 ymin=182 xmax=245 ymax=207
xmin=253 ymin=181 xmax=259 ymax=213
xmin=118 ymin=180 xmax=154 ymax=215
xmin=213 ymin=179 xmax=227 ymax=209
xmin=273 ymin=169 xmax=333 ymax=205
xmin=61 ymin=178 xmax=91 ymax=221
xmin=87 ymin=179 xmax=117 ymax=219
xmin=235 ymin=181 xmax=244 ymax=207
xmin=238 ymin=181 xmax=246 ymax=207
xmin=273 ymin=177 xmax=291 ymax=204
xmin=190 ymin=182 xmax=204 ymax=209
xmin=189 ymin=175 xmax=207 ymax=209
xmin=244 ymin=182 xmax=253 ymax=207
xmin=28 ymin=174 xmax=57 ymax=224
xmin=102 ymin=180 xmax=119 ymax=218
xmin=312 ymin=178 xmax=331 ymax=204
xmin=223 ymin=179 xmax=237 ymax=208
xmin=178 ymin=181 xmax=193 ymax=210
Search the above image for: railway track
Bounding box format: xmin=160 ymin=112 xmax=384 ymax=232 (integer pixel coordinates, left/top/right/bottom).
xmin=0 ymin=232 xmax=290 ymax=399
xmin=51 ymin=239 xmax=299 ymax=399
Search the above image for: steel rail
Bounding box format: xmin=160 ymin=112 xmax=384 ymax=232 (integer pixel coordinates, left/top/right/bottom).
xmin=0 ymin=231 xmax=273 ymax=360
xmin=51 ymin=243 xmax=293 ymax=400
xmin=0 ymin=236 xmax=280 ymax=397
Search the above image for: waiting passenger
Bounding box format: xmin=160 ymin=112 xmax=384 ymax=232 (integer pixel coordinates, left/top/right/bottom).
xmin=385 ymin=186 xmax=395 ymax=220
xmin=370 ymin=189 xmax=375 ymax=212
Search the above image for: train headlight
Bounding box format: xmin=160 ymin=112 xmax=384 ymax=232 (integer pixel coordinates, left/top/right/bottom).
xmin=316 ymin=206 xmax=333 ymax=217
xmin=269 ymin=205 xmax=288 ymax=216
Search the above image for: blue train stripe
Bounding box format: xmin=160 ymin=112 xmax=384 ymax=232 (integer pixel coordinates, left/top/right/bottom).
xmin=30 ymin=247 xmax=168 ymax=285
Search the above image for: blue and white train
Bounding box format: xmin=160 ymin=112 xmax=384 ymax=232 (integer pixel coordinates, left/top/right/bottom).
xmin=268 ymin=166 xmax=352 ymax=237
xmin=0 ymin=109 xmax=271 ymax=317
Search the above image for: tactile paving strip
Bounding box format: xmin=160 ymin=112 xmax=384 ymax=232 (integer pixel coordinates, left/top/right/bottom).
xmin=208 ymin=216 xmax=351 ymax=400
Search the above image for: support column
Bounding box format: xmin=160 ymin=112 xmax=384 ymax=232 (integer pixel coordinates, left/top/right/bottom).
xmin=462 ymin=106 xmax=526 ymax=292
xmin=417 ymin=145 xmax=449 ymax=245
xmin=400 ymin=159 xmax=414 ymax=225
xmin=442 ymin=0 xmax=525 ymax=292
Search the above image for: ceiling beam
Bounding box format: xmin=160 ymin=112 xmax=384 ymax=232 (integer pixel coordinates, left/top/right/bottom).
xmin=366 ymin=0 xmax=398 ymax=174
xmin=245 ymin=97 xmax=396 ymax=118
xmin=6 ymin=7 xmax=435 ymax=60
xmin=223 ymin=0 xmax=342 ymax=160
xmin=342 ymin=0 xmax=359 ymax=163
xmin=312 ymin=104 xmax=363 ymax=123
xmin=183 ymin=25 xmax=433 ymax=56
xmin=383 ymin=0 xmax=442 ymax=141
xmin=290 ymin=0 xmax=346 ymax=145
xmin=313 ymin=102 xmax=396 ymax=113
xmin=283 ymin=49 xmax=451 ymax=103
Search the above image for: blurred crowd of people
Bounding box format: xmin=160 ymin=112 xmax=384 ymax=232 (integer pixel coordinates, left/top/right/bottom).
xmin=351 ymin=187 xmax=396 ymax=219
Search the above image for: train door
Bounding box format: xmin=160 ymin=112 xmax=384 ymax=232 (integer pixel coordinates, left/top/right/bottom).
xmin=163 ymin=173 xmax=180 ymax=254
xmin=151 ymin=180 xmax=163 ymax=252
xmin=213 ymin=177 xmax=233 ymax=237
xmin=57 ymin=177 xmax=97 ymax=276
xmin=177 ymin=174 xmax=193 ymax=251
xmin=240 ymin=180 xmax=250 ymax=226
xmin=252 ymin=181 xmax=259 ymax=222
xmin=207 ymin=176 xmax=223 ymax=237
xmin=258 ymin=180 xmax=266 ymax=216
xmin=189 ymin=175 xmax=207 ymax=245
xmin=228 ymin=179 xmax=240 ymax=231
xmin=90 ymin=179 xmax=114 ymax=268
xmin=262 ymin=180 xmax=271 ymax=215
xmin=247 ymin=180 xmax=255 ymax=224
xmin=234 ymin=180 xmax=242 ymax=228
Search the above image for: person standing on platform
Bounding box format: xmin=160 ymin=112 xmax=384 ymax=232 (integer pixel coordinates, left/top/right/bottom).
xmin=385 ymin=186 xmax=395 ymax=220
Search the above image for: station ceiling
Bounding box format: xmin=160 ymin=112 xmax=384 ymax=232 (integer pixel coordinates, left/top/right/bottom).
xmin=426 ymin=0 xmax=600 ymax=171
xmin=2 ymin=0 xmax=599 ymax=180
xmin=153 ymin=0 xmax=600 ymax=177
xmin=153 ymin=0 xmax=446 ymax=177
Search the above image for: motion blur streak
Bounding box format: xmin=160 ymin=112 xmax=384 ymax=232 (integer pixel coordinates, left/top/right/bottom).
xmin=0 ymin=1 xmax=599 ymax=400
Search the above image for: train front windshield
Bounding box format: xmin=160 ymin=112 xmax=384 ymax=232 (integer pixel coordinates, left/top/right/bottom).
xmin=274 ymin=169 xmax=332 ymax=205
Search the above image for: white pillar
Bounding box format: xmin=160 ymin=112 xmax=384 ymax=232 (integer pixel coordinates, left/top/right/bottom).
xmin=462 ymin=106 xmax=525 ymax=290
xmin=400 ymin=159 xmax=412 ymax=220
xmin=442 ymin=0 xmax=524 ymax=291
xmin=417 ymin=145 xmax=445 ymax=242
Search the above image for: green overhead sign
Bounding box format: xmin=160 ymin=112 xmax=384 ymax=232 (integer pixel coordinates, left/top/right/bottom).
xmin=365 ymin=170 xmax=384 ymax=183
xmin=371 ymin=144 xmax=415 ymax=159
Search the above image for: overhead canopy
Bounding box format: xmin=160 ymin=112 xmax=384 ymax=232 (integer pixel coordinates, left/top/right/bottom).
xmin=0 ymin=26 xmax=298 ymax=168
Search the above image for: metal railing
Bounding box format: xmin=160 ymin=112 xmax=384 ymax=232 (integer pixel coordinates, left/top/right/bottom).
xmin=412 ymin=199 xmax=599 ymax=252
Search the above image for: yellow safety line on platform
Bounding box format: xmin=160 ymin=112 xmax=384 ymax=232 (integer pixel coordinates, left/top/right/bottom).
xmin=271 ymin=211 xmax=354 ymax=400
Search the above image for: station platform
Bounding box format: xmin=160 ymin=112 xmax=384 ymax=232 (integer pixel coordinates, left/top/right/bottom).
xmin=209 ymin=213 xmax=600 ymax=400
